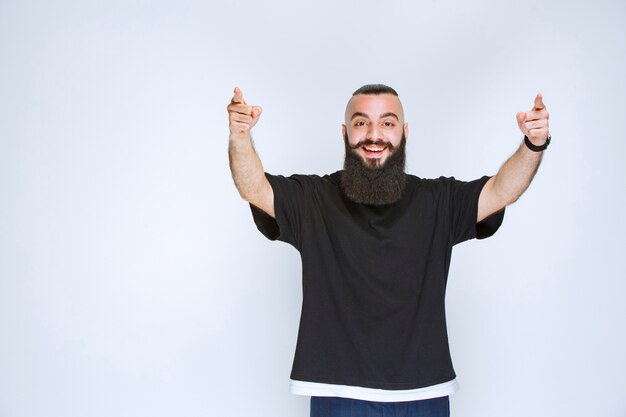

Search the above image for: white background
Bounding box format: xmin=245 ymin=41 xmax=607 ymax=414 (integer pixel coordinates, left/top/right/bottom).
xmin=1 ymin=0 xmax=625 ymax=416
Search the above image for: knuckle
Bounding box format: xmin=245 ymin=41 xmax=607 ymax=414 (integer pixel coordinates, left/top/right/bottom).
xmin=232 ymin=122 xmax=249 ymax=132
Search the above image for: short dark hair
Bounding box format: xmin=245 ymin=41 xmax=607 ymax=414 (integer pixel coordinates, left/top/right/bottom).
xmin=352 ymin=84 xmax=398 ymax=97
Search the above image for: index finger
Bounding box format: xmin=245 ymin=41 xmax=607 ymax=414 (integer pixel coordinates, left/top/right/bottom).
xmin=533 ymin=92 xmax=545 ymax=110
xmin=231 ymin=86 xmax=246 ymax=104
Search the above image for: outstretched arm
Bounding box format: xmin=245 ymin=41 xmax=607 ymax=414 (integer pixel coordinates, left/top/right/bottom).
xmin=227 ymin=87 xmax=275 ymax=218
xmin=477 ymin=93 xmax=550 ymax=222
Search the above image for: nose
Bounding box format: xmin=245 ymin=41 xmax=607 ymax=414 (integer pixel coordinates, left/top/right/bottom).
xmin=366 ymin=123 xmax=382 ymax=141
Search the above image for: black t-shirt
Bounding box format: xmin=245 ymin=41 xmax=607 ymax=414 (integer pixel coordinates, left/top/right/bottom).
xmin=251 ymin=171 xmax=504 ymax=390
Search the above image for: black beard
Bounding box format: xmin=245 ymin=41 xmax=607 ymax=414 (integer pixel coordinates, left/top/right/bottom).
xmin=340 ymin=134 xmax=407 ymax=205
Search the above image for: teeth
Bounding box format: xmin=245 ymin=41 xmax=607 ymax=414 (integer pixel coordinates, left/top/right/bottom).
xmin=364 ymin=145 xmax=385 ymax=152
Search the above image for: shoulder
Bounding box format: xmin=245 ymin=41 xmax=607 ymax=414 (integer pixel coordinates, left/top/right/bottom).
xmin=265 ymin=173 xmax=320 ymax=185
xmin=404 ymin=174 xmax=453 ymax=192
xmin=413 ymin=175 xmax=490 ymax=190
xmin=403 ymin=175 xmax=490 ymax=205
xmin=287 ymin=171 xmax=343 ymax=189
xmin=264 ymin=172 xmax=339 ymax=195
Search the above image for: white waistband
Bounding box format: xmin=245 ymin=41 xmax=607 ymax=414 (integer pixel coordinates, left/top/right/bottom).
xmin=289 ymin=378 xmax=459 ymax=402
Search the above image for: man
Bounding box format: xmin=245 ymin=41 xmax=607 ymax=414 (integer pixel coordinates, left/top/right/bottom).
xmin=227 ymin=84 xmax=550 ymax=417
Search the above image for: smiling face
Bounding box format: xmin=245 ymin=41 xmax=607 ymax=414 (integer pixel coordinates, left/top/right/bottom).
xmin=339 ymin=89 xmax=410 ymax=205
xmin=343 ymin=93 xmax=409 ymax=169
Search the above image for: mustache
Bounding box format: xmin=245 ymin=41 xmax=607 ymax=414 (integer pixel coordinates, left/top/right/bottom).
xmin=347 ymin=139 xmax=396 ymax=151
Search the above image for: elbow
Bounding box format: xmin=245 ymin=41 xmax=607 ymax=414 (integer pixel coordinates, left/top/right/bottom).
xmin=237 ymin=190 xmax=251 ymax=203
xmin=237 ymin=187 xmax=256 ymax=204
xmin=492 ymin=188 xmax=519 ymax=209
xmin=236 ymin=180 xmax=271 ymax=206
xmin=231 ymin=178 xmax=254 ymax=203
xmin=505 ymin=194 xmax=521 ymax=206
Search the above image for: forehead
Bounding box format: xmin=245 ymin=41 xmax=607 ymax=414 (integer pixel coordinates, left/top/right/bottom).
xmin=345 ymin=93 xmax=405 ymax=121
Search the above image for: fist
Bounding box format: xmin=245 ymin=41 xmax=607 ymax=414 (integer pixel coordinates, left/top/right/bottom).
xmin=227 ymin=86 xmax=262 ymax=137
xmin=516 ymin=93 xmax=550 ymax=145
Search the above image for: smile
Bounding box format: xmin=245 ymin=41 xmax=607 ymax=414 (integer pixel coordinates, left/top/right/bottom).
xmin=361 ymin=144 xmax=387 ymax=158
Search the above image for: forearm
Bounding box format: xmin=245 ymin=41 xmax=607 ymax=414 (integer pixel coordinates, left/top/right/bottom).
xmin=228 ymin=133 xmax=271 ymax=203
xmin=491 ymin=140 xmax=543 ymax=206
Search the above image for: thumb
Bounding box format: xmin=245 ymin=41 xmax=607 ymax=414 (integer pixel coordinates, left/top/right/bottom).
xmin=250 ymin=106 xmax=263 ymax=128
xmin=516 ymin=112 xmax=527 ymax=133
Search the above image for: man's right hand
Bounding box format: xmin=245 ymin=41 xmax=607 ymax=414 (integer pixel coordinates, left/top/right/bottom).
xmin=227 ymin=87 xmax=262 ymax=138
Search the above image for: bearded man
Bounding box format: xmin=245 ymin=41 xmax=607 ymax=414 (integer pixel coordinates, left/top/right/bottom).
xmin=227 ymin=84 xmax=550 ymax=417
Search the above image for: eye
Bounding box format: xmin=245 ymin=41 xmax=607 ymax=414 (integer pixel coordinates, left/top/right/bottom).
xmin=383 ymin=121 xmax=395 ymax=127
xmin=353 ymin=120 xmax=367 ymax=127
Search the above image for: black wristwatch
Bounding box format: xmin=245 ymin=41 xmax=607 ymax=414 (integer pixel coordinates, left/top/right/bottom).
xmin=524 ymin=134 xmax=551 ymax=152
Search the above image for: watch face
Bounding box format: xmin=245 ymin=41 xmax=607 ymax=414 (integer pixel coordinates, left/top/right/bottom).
xmin=543 ymin=134 xmax=551 ymax=148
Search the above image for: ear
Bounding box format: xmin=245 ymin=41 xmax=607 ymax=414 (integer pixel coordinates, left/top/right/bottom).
xmin=342 ymin=124 xmax=346 ymax=139
xmin=404 ymin=122 xmax=409 ymax=140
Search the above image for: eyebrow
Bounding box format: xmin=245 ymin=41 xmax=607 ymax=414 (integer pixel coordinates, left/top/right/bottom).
xmin=350 ymin=112 xmax=369 ymax=121
xmin=381 ymin=112 xmax=399 ymax=120
xmin=350 ymin=112 xmax=400 ymax=121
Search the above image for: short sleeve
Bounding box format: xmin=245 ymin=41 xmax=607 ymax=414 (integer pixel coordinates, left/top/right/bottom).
xmin=249 ymin=173 xmax=311 ymax=250
xmin=446 ymin=175 xmax=505 ymax=244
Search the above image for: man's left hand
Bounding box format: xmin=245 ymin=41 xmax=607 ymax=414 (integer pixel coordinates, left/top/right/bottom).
xmin=516 ymin=93 xmax=550 ymax=146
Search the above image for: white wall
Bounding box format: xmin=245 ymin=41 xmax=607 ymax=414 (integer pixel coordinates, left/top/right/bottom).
xmin=1 ymin=0 xmax=625 ymax=416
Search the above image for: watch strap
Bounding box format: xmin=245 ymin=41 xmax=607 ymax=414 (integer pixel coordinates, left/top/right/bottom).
xmin=524 ymin=134 xmax=551 ymax=152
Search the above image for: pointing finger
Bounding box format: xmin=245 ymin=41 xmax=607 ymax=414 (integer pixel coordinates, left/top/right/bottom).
xmin=231 ymin=86 xmax=245 ymax=104
xmin=533 ymin=93 xmax=545 ymax=111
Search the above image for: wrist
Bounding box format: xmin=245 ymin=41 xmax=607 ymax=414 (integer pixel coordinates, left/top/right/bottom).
xmin=229 ymin=131 xmax=252 ymax=142
xmin=524 ymin=134 xmax=551 ymax=152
